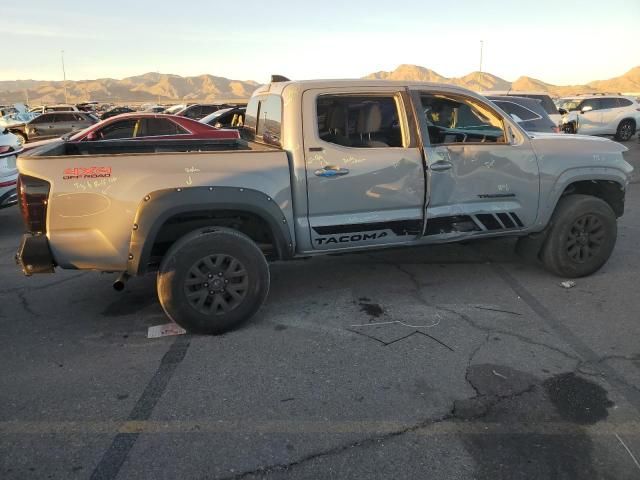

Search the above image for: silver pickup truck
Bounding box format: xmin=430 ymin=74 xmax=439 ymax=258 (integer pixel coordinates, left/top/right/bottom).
xmin=16 ymin=78 xmax=633 ymax=334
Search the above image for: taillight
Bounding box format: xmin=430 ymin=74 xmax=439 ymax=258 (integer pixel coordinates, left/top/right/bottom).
xmin=0 ymin=179 xmax=17 ymax=187
xmin=0 ymin=145 xmax=14 ymax=155
xmin=18 ymin=175 xmax=50 ymax=234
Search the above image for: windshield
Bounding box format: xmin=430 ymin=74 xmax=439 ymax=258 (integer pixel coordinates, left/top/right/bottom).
xmin=200 ymin=108 xmax=233 ymax=124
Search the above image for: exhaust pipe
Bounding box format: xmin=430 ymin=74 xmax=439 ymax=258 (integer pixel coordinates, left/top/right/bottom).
xmin=113 ymin=272 xmax=130 ymax=291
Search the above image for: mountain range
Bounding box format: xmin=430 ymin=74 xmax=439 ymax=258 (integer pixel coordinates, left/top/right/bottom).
xmin=1 ymin=65 xmax=639 ymax=105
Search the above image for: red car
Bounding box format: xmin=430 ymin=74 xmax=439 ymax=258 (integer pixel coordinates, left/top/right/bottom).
xmin=24 ymin=113 xmax=239 ymax=152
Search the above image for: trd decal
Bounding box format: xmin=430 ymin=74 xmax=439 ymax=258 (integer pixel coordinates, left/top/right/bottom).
xmin=63 ymin=166 xmax=112 ymax=180
xmin=315 ymin=231 xmax=388 ymax=245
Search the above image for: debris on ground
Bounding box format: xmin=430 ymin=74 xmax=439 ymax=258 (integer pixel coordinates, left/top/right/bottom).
xmin=560 ymin=281 xmax=576 ymax=289
xmin=147 ymin=322 xmax=186 ymax=338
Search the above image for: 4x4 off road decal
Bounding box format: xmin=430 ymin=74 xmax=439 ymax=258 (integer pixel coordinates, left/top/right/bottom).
xmin=63 ymin=166 xmax=112 ymax=180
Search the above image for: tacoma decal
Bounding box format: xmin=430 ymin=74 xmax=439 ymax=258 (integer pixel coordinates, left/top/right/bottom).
xmin=315 ymin=231 xmax=388 ymax=245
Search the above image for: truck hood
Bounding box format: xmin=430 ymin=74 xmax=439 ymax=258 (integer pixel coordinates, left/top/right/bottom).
xmin=528 ymin=133 xmax=628 ymax=154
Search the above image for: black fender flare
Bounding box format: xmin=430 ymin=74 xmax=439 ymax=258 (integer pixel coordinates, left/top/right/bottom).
xmin=126 ymin=186 xmax=294 ymax=275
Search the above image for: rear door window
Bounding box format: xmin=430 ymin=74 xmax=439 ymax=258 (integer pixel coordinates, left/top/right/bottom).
xmin=99 ymin=119 xmax=139 ymax=139
xmin=600 ymin=98 xmax=619 ymax=109
xmin=580 ymin=99 xmax=601 ymax=111
xmin=617 ymin=98 xmax=633 ymax=107
xmin=140 ymin=118 xmax=187 ymax=136
xmin=316 ymin=95 xmax=404 ymax=148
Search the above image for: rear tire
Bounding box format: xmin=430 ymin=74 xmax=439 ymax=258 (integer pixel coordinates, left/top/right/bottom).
xmin=614 ymin=119 xmax=635 ymax=142
xmin=157 ymin=227 xmax=270 ymax=334
xmin=541 ymin=195 xmax=617 ymax=278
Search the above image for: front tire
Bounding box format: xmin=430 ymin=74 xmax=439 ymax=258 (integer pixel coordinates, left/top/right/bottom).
xmin=541 ymin=195 xmax=617 ymax=278
xmin=157 ymin=228 xmax=270 ymax=334
xmin=615 ymin=119 xmax=635 ymax=142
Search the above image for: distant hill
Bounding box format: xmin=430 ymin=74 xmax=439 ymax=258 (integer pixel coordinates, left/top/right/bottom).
xmin=0 ymin=72 xmax=260 ymax=104
xmin=1 ymin=66 xmax=639 ymax=105
xmin=363 ymin=65 xmax=640 ymax=96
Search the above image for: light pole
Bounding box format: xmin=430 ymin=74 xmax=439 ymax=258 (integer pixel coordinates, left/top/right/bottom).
xmin=479 ymin=40 xmax=484 ymax=73
xmin=61 ymin=50 xmax=68 ymax=104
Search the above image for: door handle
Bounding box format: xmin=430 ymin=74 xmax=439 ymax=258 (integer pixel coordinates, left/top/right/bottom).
xmin=430 ymin=161 xmax=453 ymax=172
xmin=314 ymin=165 xmax=349 ymax=177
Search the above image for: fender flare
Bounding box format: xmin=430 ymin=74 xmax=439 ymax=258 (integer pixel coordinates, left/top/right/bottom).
xmin=126 ymin=186 xmax=294 ymax=275
xmin=538 ymin=167 xmax=628 ymax=227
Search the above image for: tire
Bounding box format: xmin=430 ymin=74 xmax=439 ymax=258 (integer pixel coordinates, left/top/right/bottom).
xmin=614 ymin=119 xmax=635 ymax=142
xmin=540 ymin=195 xmax=617 ymax=278
xmin=157 ymin=227 xmax=270 ymax=334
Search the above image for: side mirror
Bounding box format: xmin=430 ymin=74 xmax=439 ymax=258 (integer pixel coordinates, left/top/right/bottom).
xmin=558 ymin=108 xmax=567 ymax=115
xmin=581 ymin=105 xmax=593 ymax=113
xmin=86 ymin=131 xmax=98 ymax=141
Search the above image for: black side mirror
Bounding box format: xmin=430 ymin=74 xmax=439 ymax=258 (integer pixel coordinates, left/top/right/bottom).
xmin=558 ymin=108 xmax=567 ymax=115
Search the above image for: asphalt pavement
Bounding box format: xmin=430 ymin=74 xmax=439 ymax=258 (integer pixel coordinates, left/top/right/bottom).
xmin=1 ymin=137 xmax=640 ymax=479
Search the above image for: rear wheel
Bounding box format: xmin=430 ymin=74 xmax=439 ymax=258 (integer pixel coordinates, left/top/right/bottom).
xmin=157 ymin=228 xmax=270 ymax=334
xmin=541 ymin=195 xmax=617 ymax=278
xmin=614 ymin=119 xmax=635 ymax=142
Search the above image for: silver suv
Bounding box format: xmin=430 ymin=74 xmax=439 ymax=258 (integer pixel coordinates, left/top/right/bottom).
xmin=558 ymin=94 xmax=640 ymax=141
xmin=10 ymin=111 xmax=98 ymax=144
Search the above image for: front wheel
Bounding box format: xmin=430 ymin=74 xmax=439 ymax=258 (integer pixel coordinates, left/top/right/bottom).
xmin=541 ymin=195 xmax=617 ymax=278
xmin=157 ymin=228 xmax=270 ymax=334
xmin=615 ymin=119 xmax=635 ymax=142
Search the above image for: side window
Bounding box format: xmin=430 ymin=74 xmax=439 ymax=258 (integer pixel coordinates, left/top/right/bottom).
xmin=420 ymin=94 xmax=506 ymax=145
xmin=141 ymin=118 xmax=186 ymax=136
xmin=98 ymin=119 xmax=138 ymax=140
xmin=600 ymin=98 xmax=619 ymax=109
xmin=580 ymin=99 xmax=601 ymax=111
xmin=199 ymin=105 xmax=218 ymax=116
xmin=55 ymin=113 xmax=72 ymax=122
xmin=255 ymin=95 xmax=282 ymax=147
xmin=73 ymin=113 xmax=87 ymax=121
xmin=30 ymin=115 xmax=48 ymax=124
xmin=316 ymin=95 xmax=403 ymax=148
xmin=495 ymin=101 xmax=541 ymax=122
xmin=617 ymin=98 xmax=633 ymax=107
xmin=184 ymin=106 xmax=200 ymax=118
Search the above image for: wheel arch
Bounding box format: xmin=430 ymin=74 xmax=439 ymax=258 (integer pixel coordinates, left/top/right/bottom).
xmin=127 ymin=186 xmax=294 ymax=275
xmin=541 ymin=169 xmax=628 ymax=227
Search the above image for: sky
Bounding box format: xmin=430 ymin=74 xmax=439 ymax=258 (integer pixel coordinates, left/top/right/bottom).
xmin=3 ymin=0 xmax=639 ymax=85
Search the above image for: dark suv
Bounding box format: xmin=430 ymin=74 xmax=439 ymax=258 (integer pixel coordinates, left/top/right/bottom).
xmin=9 ymin=111 xmax=98 ymax=144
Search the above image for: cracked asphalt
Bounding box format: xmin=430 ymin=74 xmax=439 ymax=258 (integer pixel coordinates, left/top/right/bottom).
xmin=1 ymin=138 xmax=640 ymax=479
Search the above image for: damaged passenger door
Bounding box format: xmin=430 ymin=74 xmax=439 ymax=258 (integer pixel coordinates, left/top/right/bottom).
xmin=409 ymin=88 xmax=540 ymax=236
xmin=302 ymin=88 xmax=426 ymax=250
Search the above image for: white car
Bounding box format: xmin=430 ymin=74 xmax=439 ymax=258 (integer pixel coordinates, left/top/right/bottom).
xmin=0 ymin=129 xmax=21 ymax=209
xmin=558 ymin=95 xmax=640 ymax=141
xmin=482 ymin=90 xmax=561 ymax=126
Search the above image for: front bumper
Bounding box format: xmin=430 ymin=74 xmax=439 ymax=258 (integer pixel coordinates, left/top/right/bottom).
xmin=16 ymin=234 xmax=55 ymax=275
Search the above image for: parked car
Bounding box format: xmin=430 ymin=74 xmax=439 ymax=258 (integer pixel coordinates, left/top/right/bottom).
xmin=29 ymin=104 xmax=79 ymax=114
xmin=100 ymin=106 xmax=136 ymax=120
xmin=143 ymin=105 xmax=167 ymax=113
xmin=487 ymin=96 xmax=559 ymax=133
xmin=17 ymin=78 xmax=633 ymax=334
xmin=22 ymin=113 xmax=241 ymax=154
xmin=163 ymin=104 xmax=188 ymax=115
xmin=0 ymin=129 xmax=21 ymax=209
xmin=200 ymin=107 xmax=246 ymax=128
xmin=8 ymin=111 xmax=98 ymax=144
xmin=175 ymin=104 xmax=225 ymax=120
xmin=558 ymin=94 xmax=640 ymax=141
xmin=482 ymin=91 xmax=561 ymax=126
